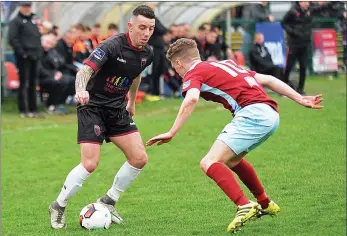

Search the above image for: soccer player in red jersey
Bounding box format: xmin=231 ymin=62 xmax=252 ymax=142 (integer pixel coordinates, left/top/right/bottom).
xmin=146 ymin=38 xmax=323 ymax=232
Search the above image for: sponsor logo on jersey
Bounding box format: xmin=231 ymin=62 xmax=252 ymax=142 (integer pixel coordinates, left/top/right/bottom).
xmin=106 ymin=76 xmax=130 ymax=88
xmin=93 ymin=48 xmax=106 ymax=60
xmin=117 ymin=57 xmax=126 ymax=63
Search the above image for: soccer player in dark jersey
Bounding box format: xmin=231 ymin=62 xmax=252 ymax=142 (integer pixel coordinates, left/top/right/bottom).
xmin=146 ymin=39 xmax=323 ymax=233
xmin=49 ymin=5 xmax=155 ymax=229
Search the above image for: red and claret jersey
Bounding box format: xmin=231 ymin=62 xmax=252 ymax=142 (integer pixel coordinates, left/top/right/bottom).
xmin=182 ymin=60 xmax=278 ymax=115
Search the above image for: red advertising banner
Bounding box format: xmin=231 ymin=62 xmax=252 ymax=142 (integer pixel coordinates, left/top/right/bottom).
xmin=312 ymin=29 xmax=338 ymax=72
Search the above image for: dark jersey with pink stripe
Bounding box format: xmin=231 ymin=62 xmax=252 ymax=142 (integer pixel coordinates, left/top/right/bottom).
xmin=83 ymin=33 xmax=153 ymax=109
xmin=182 ymin=60 xmax=278 ymax=115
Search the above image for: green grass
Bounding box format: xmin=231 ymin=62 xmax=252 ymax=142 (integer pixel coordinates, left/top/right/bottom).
xmin=2 ymin=76 xmax=346 ymax=236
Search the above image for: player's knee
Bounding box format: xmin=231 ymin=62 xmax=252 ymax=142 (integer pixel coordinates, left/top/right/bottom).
xmin=128 ymin=151 xmax=148 ymax=169
xmin=82 ymin=159 xmax=99 ymax=173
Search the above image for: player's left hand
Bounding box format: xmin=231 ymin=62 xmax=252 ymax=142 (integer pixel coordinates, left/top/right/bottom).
xmin=126 ymin=103 xmax=135 ymax=117
xmin=299 ymin=94 xmax=324 ymax=109
xmin=146 ymin=132 xmax=174 ymax=146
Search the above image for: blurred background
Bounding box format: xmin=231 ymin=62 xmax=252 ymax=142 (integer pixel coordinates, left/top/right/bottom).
xmin=1 ymin=1 xmax=346 ymax=116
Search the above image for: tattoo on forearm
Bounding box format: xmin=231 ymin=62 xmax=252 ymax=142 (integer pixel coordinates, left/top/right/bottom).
xmin=75 ymin=65 xmax=94 ymax=92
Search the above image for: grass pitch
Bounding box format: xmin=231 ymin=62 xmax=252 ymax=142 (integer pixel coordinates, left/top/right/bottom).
xmin=2 ymin=76 xmax=346 ymax=235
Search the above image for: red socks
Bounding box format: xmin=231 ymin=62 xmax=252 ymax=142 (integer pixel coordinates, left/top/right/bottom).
xmin=231 ymin=159 xmax=270 ymax=209
xmin=206 ymin=162 xmax=249 ymax=206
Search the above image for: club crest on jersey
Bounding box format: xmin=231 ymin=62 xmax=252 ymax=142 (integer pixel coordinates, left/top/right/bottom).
xmin=141 ymin=58 xmax=147 ymax=68
xmin=93 ymin=48 xmax=105 ymax=60
xmin=94 ymin=125 xmax=101 ymax=136
xmin=183 ymin=80 xmax=191 ymax=90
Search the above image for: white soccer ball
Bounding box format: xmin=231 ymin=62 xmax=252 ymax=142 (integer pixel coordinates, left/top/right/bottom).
xmin=79 ymin=203 xmax=112 ymax=230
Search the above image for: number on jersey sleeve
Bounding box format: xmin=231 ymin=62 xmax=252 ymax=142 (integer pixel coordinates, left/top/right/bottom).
xmin=210 ymin=60 xmax=259 ymax=88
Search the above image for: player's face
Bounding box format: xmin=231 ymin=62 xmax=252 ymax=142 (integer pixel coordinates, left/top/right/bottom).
xmin=128 ymin=15 xmax=155 ymax=47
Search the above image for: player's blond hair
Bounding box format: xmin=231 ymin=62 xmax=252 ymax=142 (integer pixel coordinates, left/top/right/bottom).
xmin=166 ymin=38 xmax=200 ymax=62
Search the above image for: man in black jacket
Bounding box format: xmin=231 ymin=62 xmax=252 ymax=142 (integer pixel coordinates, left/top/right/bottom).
xmin=8 ymin=1 xmax=43 ymax=117
xmin=148 ymin=16 xmax=167 ymax=96
xmin=249 ymin=32 xmax=282 ymax=80
xmin=281 ymin=1 xmax=332 ymax=94
xmin=54 ymin=30 xmax=77 ymax=77
xmin=39 ymin=34 xmax=74 ymax=114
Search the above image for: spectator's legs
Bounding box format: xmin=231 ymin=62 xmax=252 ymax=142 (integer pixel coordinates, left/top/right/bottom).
xmin=28 ymin=59 xmax=38 ymax=112
xmin=15 ymin=55 xmax=30 ymax=113
xmin=149 ymin=47 xmax=164 ymax=96
xmin=297 ymin=47 xmax=308 ymax=94
xmin=343 ymin=45 xmax=347 ymax=68
xmin=283 ymin=48 xmax=297 ymax=88
xmin=271 ymin=66 xmax=283 ymax=80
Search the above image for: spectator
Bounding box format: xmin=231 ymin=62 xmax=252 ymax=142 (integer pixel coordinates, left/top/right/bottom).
xmin=38 ymin=34 xmax=73 ymax=114
xmin=192 ymin=24 xmax=208 ymax=59
xmin=212 ymin=25 xmax=234 ymax=60
xmin=40 ymin=20 xmax=53 ymax=35
xmin=182 ymin=23 xmax=190 ymax=38
xmin=311 ymin=1 xmax=345 ymax=18
xmin=162 ymin=30 xmax=182 ymax=96
xmin=101 ymin=23 xmax=118 ymax=41
xmin=169 ymin=24 xmax=179 ymax=42
xmin=242 ymin=2 xmax=275 ymax=63
xmin=51 ymin=25 xmax=60 ymax=37
xmin=89 ymin=23 xmax=102 ymax=49
xmin=281 ymin=1 xmax=333 ymax=94
xmin=203 ymin=30 xmax=222 ymax=61
xmin=72 ymin=24 xmax=91 ymax=63
xmin=341 ymin=10 xmax=347 ymax=68
xmin=249 ymin=32 xmax=283 ymax=80
xmin=148 ymin=15 xmax=168 ymax=96
xmin=55 ymin=29 xmax=78 ymax=76
xmin=8 ymin=1 xmax=44 ymax=118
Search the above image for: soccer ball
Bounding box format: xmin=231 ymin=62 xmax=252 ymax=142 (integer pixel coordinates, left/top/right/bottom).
xmin=79 ymin=203 xmax=112 ymax=230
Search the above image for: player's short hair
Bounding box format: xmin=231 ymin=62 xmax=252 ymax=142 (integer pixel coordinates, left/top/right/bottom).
xmin=166 ymin=38 xmax=200 ymax=62
xmin=132 ymin=5 xmax=155 ymax=19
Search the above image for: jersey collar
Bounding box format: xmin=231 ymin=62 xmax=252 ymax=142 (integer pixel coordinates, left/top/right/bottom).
xmin=184 ymin=60 xmax=201 ymax=77
xmin=126 ymin=32 xmax=143 ymax=51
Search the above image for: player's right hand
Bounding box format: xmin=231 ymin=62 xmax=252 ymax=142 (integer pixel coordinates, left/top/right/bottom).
xmin=299 ymin=94 xmax=324 ymax=109
xmin=75 ymin=91 xmax=90 ymax=105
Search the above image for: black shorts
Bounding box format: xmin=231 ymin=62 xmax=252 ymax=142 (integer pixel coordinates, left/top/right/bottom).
xmin=77 ymin=106 xmax=138 ymax=144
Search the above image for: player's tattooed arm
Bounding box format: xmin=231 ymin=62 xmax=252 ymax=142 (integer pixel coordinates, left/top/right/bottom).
xmin=75 ymin=65 xmax=94 ymax=93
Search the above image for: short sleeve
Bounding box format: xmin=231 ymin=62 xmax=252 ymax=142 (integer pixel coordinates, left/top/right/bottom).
xmin=181 ymin=71 xmax=204 ymax=97
xmin=84 ymin=42 xmax=114 ymax=72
